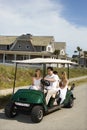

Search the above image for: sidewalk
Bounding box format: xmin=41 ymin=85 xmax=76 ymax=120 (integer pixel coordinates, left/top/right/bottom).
xmin=0 ymin=76 xmax=87 ymax=96
xmin=69 ymin=75 xmax=87 ymax=82
xmin=0 ymin=86 xmax=29 ymax=96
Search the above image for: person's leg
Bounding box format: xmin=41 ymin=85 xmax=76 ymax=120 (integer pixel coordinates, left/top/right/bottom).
xmin=46 ymin=89 xmax=56 ymax=105
xmin=60 ymin=88 xmax=67 ymax=104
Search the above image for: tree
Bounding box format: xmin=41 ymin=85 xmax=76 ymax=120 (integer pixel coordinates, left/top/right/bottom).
xmin=53 ymin=50 xmax=60 ymax=59
xmin=74 ymin=46 xmax=82 ymax=65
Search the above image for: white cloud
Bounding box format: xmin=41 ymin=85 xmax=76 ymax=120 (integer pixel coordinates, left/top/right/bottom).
xmin=0 ymin=0 xmax=87 ymax=56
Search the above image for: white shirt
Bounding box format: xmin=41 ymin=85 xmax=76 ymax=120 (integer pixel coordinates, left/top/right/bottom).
xmin=45 ymin=74 xmax=59 ymax=90
xmin=33 ymin=78 xmax=41 ymax=87
xmin=29 ymin=77 xmax=42 ymax=90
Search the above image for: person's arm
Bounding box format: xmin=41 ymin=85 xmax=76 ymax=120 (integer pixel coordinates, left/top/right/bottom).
xmin=62 ymin=79 xmax=68 ymax=88
xmin=44 ymin=74 xmax=59 ymax=82
xmin=32 ymin=77 xmax=35 ymax=85
xmin=44 ymin=77 xmax=56 ymax=82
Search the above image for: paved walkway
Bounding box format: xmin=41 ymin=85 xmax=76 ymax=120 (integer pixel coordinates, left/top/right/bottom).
xmin=0 ymin=86 xmax=29 ymax=96
xmin=69 ymin=75 xmax=87 ymax=82
xmin=0 ymin=76 xmax=87 ymax=96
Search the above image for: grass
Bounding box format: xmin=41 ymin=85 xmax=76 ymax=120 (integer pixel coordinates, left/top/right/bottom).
xmin=55 ymin=67 xmax=87 ymax=78
xmin=0 ymin=64 xmax=35 ymax=90
xmin=0 ymin=64 xmax=87 ymax=90
xmin=69 ymin=78 xmax=87 ymax=87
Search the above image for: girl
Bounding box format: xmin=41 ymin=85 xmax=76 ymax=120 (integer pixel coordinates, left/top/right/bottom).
xmin=59 ymin=71 xmax=68 ymax=104
xmin=29 ymin=69 xmax=42 ymax=90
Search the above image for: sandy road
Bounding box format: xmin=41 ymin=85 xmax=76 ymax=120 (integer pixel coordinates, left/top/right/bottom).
xmin=0 ymin=84 xmax=87 ymax=130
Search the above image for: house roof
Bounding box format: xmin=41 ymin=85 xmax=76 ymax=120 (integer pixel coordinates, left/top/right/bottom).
xmin=0 ymin=35 xmax=54 ymax=46
xmin=0 ymin=36 xmax=17 ymax=45
xmin=32 ymin=36 xmax=54 ymax=46
xmin=54 ymin=42 xmax=66 ymax=50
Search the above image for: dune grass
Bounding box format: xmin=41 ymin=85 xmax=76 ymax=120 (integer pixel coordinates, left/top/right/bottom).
xmin=0 ymin=64 xmax=87 ymax=90
xmin=0 ymin=65 xmax=35 ymax=90
xmin=55 ymin=67 xmax=87 ymax=78
xmin=69 ymin=78 xmax=87 ymax=87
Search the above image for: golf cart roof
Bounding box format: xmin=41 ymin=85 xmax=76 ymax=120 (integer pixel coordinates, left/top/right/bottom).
xmin=12 ymin=58 xmax=77 ymax=65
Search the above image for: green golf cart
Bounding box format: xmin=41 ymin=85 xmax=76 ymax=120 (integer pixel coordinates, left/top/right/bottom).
xmin=5 ymin=58 xmax=76 ymax=123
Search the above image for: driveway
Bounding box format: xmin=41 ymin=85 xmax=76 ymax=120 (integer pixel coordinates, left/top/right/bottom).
xmin=0 ymin=83 xmax=87 ymax=130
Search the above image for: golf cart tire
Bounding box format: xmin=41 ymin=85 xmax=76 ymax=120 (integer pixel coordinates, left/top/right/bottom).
xmin=67 ymin=96 xmax=74 ymax=108
xmin=5 ymin=102 xmax=17 ymax=118
xmin=31 ymin=105 xmax=44 ymax=123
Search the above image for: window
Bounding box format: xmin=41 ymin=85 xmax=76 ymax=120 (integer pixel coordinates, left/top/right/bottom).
xmin=42 ymin=46 xmax=45 ymax=51
xmin=7 ymin=45 xmax=9 ymax=50
xmin=48 ymin=47 xmax=51 ymax=52
xmin=47 ymin=45 xmax=53 ymax=52
xmin=18 ymin=45 xmax=21 ymax=48
xmin=26 ymin=46 xmax=30 ymax=49
xmin=60 ymin=49 xmax=65 ymax=55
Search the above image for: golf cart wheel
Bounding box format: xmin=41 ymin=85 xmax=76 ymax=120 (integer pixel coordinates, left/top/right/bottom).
xmin=31 ymin=106 xmax=44 ymax=123
xmin=67 ymin=97 xmax=74 ymax=108
xmin=5 ymin=102 xmax=17 ymax=118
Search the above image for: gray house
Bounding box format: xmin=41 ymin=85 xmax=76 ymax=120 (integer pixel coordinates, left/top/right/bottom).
xmin=79 ymin=51 xmax=87 ymax=67
xmin=0 ymin=34 xmax=66 ymax=63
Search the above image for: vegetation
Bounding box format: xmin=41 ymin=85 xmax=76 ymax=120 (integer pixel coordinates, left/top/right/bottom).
xmin=53 ymin=50 xmax=60 ymax=58
xmin=73 ymin=46 xmax=82 ymax=63
xmin=0 ymin=64 xmax=35 ymax=90
xmin=69 ymin=78 xmax=87 ymax=87
xmin=0 ymin=64 xmax=87 ymax=90
xmin=55 ymin=67 xmax=87 ymax=79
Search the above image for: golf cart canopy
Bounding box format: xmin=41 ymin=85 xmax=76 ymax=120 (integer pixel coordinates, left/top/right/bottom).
xmin=12 ymin=58 xmax=76 ymax=65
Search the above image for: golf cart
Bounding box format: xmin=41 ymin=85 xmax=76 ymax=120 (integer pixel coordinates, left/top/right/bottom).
xmin=5 ymin=58 xmax=76 ymax=123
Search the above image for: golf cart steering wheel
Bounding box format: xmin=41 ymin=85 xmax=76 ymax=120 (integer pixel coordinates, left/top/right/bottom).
xmin=41 ymin=79 xmax=50 ymax=86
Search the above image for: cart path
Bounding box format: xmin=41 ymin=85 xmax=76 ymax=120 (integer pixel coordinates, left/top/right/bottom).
xmin=0 ymin=83 xmax=87 ymax=130
xmin=69 ymin=75 xmax=87 ymax=82
xmin=0 ymin=76 xmax=87 ymax=96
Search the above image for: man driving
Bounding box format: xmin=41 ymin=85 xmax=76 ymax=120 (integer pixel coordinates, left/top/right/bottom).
xmin=44 ymin=67 xmax=59 ymax=105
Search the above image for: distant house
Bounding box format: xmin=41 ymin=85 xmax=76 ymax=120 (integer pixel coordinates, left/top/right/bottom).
xmin=72 ymin=51 xmax=87 ymax=67
xmin=79 ymin=51 xmax=87 ymax=67
xmin=0 ymin=34 xmax=66 ymax=63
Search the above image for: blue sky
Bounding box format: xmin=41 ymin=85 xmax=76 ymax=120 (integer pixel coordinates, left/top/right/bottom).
xmin=59 ymin=0 xmax=87 ymax=27
xmin=0 ymin=0 xmax=87 ymax=57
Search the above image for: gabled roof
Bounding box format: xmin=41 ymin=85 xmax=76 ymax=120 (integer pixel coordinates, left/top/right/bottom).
xmin=54 ymin=42 xmax=66 ymax=50
xmin=0 ymin=35 xmax=54 ymax=46
xmin=32 ymin=36 xmax=54 ymax=46
xmin=0 ymin=36 xmax=17 ymax=45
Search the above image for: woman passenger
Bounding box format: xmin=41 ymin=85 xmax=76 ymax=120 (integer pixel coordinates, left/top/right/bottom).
xmin=29 ymin=69 xmax=42 ymax=91
xmin=59 ymin=71 xmax=68 ymax=104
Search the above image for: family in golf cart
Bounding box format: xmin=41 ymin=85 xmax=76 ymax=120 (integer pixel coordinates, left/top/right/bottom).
xmin=29 ymin=67 xmax=68 ymax=105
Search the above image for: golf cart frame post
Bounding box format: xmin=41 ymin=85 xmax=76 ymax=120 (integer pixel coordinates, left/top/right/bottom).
xmin=13 ymin=63 xmax=17 ymax=94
